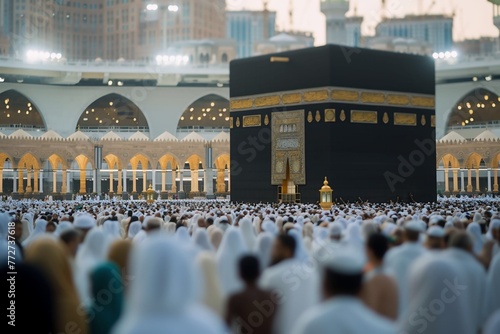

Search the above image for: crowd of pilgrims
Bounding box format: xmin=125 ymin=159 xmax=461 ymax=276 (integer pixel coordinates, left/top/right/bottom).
xmin=2 ymin=197 xmax=500 ymax=334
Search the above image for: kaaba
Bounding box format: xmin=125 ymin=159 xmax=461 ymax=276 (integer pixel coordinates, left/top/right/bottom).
xmin=229 ymin=45 xmax=436 ymax=204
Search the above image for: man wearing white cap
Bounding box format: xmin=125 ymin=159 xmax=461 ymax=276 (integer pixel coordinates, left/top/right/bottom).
xmin=383 ymin=220 xmax=426 ymax=319
xmin=73 ymin=213 xmax=96 ymax=241
xmin=292 ymin=249 xmax=396 ymax=334
xmin=424 ymin=226 xmax=446 ymax=250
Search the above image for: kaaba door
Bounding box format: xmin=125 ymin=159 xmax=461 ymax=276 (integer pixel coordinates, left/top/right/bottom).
xmin=281 ymin=159 xmax=296 ymax=195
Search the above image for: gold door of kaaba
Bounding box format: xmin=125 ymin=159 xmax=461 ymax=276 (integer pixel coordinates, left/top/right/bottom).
xmin=271 ymin=110 xmax=306 ymax=202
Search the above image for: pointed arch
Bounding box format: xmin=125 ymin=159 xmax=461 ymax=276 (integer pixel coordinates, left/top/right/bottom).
xmin=130 ymin=154 xmax=150 ymax=170
xmin=446 ymin=88 xmax=499 ymax=130
xmin=214 ymin=153 xmax=230 ymax=169
xmin=158 ymin=154 xmax=180 ymax=170
xmin=492 ymin=151 xmax=500 ymax=168
xmin=438 ymin=153 xmax=460 ymax=169
xmin=465 ymin=153 xmax=483 ymax=169
xmin=18 ymin=153 xmax=40 ymax=170
xmin=0 ymin=153 xmax=13 ymax=168
xmin=104 ymin=154 xmax=122 ymax=170
xmin=186 ymin=154 xmax=204 ymax=170
xmin=48 ymin=154 xmax=68 ymax=170
xmin=76 ymin=93 xmax=149 ymax=131
xmin=74 ymin=154 xmax=92 ymax=170
xmin=0 ymin=89 xmax=46 ymax=130
xmin=177 ymin=94 xmax=230 ymax=131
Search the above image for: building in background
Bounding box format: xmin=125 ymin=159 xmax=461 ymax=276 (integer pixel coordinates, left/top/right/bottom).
xmin=375 ymin=15 xmax=453 ymax=52
xmin=455 ymin=37 xmax=498 ymax=58
xmin=0 ymin=0 xmax=226 ymax=61
xmin=254 ymin=31 xmax=314 ymax=56
xmin=366 ymin=36 xmax=433 ymax=55
xmin=226 ymin=9 xmax=276 ymax=58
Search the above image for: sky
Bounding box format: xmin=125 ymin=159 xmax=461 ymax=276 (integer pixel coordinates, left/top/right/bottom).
xmin=227 ymin=0 xmax=499 ymax=45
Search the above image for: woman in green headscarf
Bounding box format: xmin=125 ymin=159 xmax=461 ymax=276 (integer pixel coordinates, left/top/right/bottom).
xmin=88 ymin=262 xmax=125 ymax=334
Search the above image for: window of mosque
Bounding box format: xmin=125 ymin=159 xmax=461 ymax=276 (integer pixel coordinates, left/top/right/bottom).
xmin=76 ymin=93 xmax=149 ymax=131
xmin=0 ymin=90 xmax=46 ymax=130
xmin=447 ymin=88 xmax=500 ymax=130
xmin=177 ymin=94 xmax=229 ymax=131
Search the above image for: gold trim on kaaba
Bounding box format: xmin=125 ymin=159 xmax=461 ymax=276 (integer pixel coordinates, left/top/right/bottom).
xmin=242 ymin=115 xmax=261 ymax=127
xmin=264 ymin=114 xmax=270 ymax=125
xmin=350 ymin=110 xmax=378 ymax=124
xmin=431 ymin=115 xmax=436 ymax=127
xmin=230 ymin=87 xmax=435 ymax=112
xmin=411 ymin=96 xmax=435 ymax=108
xmin=303 ymin=90 xmax=329 ymax=102
xmin=361 ymin=92 xmax=385 ymax=104
xmin=387 ymin=94 xmax=410 ymax=105
xmin=340 ymin=110 xmax=346 ymax=121
xmin=325 ymin=109 xmax=336 ymax=122
xmin=315 ymin=110 xmax=321 ymax=122
xmin=307 ymin=111 xmax=313 ymax=123
xmin=394 ymin=113 xmax=417 ymax=126
xmin=282 ymin=93 xmax=302 ymax=105
xmin=332 ymin=90 xmax=359 ymax=102
xmin=421 ymin=115 xmax=427 ymax=126
xmin=235 ymin=117 xmax=241 ymax=127
xmin=254 ymin=95 xmax=281 ymax=108
xmin=230 ymin=99 xmax=253 ymax=110
xmin=229 ymin=117 xmax=233 ymax=129
xmin=383 ymin=112 xmax=389 ymax=124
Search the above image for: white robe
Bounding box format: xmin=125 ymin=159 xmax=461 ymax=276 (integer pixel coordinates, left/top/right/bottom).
xmin=291 ymin=297 xmax=396 ymax=334
xmin=112 ymin=235 xmax=226 ymax=334
xmin=399 ymin=255 xmax=472 ymax=334
xmin=216 ymin=227 xmax=248 ymax=297
xmin=441 ymin=248 xmax=487 ymax=333
xmin=487 ymin=253 xmax=500 ymax=318
xmin=259 ymin=258 xmax=320 ymax=334
xmin=383 ymin=242 xmax=426 ymax=318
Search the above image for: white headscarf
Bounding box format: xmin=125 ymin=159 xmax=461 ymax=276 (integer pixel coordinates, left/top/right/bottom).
xmin=103 ymin=220 xmax=122 ymax=241
xmin=484 ymin=310 xmax=500 ymax=334
xmin=399 ymin=256 xmax=471 ymax=334
xmin=22 ymin=219 xmax=48 ymax=247
xmin=112 ymin=234 xmax=226 ymax=334
xmin=239 ymin=217 xmax=257 ymax=251
xmin=466 ymin=222 xmax=484 ymax=255
xmin=127 ymin=221 xmax=142 ymax=239
xmin=216 ymin=228 xmax=248 ymax=297
xmin=255 ymin=232 xmax=274 ymax=271
xmin=75 ymin=228 xmax=110 ymax=307
xmin=193 ymin=229 xmax=214 ymax=252
xmin=288 ymin=229 xmax=309 ymax=262
xmin=22 ymin=212 xmax=34 ymax=234
xmin=487 ymin=253 xmax=500 ymax=318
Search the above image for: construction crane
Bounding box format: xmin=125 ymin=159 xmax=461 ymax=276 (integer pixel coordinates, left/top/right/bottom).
xmin=289 ymin=0 xmax=294 ymax=30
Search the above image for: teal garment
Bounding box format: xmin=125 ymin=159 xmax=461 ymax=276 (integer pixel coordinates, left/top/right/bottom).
xmin=89 ymin=262 xmax=125 ymax=334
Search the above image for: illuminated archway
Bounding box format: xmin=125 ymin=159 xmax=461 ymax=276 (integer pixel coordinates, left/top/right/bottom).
xmin=177 ymin=94 xmax=229 ymax=131
xmin=439 ymin=153 xmax=460 ymax=193
xmin=129 ymin=154 xmax=151 ymax=194
xmin=157 ymin=154 xmax=180 ymax=193
xmin=0 ymin=153 xmax=13 ymax=193
xmin=0 ymin=90 xmax=46 ymax=131
xmin=17 ymin=153 xmax=40 ymax=193
xmin=464 ymin=153 xmax=484 ymax=193
xmin=446 ymin=88 xmax=500 ymax=131
xmin=77 ymin=93 xmax=149 ymax=131
xmin=47 ymin=154 xmax=69 ymax=194
xmin=214 ymin=154 xmax=230 ymax=193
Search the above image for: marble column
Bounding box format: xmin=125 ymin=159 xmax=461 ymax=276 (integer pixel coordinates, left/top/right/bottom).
xmin=117 ymin=169 xmax=123 ymax=194
xmin=79 ymin=170 xmax=86 ymax=194
xmin=467 ymin=169 xmax=472 ymax=192
xmin=161 ymin=170 xmax=166 ymax=192
xmin=52 ymin=171 xmax=57 ymax=193
xmin=39 ymin=169 xmax=43 ymax=193
xmin=444 ymin=168 xmax=449 ymax=192
xmin=452 ymin=170 xmax=459 ymax=192
xmin=488 ymin=169 xmax=492 ymax=192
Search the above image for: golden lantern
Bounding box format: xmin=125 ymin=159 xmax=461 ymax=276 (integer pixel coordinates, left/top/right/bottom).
xmin=146 ymin=183 xmax=155 ymax=203
xmin=319 ymin=177 xmax=333 ymax=210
